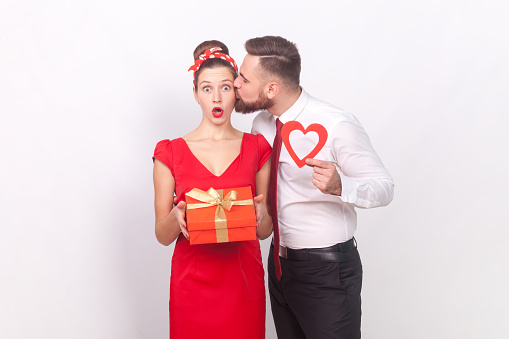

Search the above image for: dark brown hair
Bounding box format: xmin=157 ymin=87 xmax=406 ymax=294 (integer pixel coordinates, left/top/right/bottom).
xmin=192 ymin=40 xmax=236 ymax=88
xmin=245 ymin=36 xmax=301 ymax=90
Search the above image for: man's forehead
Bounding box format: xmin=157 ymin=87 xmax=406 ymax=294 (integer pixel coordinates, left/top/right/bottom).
xmin=242 ymin=54 xmax=260 ymax=68
xmin=239 ymin=54 xmax=260 ymax=77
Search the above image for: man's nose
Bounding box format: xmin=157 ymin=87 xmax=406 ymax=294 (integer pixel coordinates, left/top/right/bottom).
xmin=233 ymin=77 xmax=241 ymax=88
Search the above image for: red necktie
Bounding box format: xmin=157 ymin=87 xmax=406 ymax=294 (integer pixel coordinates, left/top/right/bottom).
xmin=269 ymin=118 xmax=283 ymax=280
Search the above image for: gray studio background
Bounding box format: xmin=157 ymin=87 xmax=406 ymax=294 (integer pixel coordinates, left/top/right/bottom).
xmin=1 ymin=1 xmax=508 ymax=338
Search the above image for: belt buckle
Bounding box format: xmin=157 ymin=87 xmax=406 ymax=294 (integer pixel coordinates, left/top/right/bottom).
xmin=279 ymin=245 xmax=288 ymax=259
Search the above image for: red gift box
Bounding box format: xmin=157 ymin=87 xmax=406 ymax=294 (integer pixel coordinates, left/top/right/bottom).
xmin=185 ymin=187 xmax=257 ymax=245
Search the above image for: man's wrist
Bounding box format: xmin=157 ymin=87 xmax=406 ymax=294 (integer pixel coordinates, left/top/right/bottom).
xmin=335 ymin=182 xmax=342 ymax=196
xmin=330 ymin=179 xmax=342 ymax=196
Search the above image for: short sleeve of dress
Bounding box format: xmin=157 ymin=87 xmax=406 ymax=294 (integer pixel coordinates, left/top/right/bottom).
xmin=152 ymin=139 xmax=174 ymax=175
xmin=256 ymin=134 xmax=272 ymax=171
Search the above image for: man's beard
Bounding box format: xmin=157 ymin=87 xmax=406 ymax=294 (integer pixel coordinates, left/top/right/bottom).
xmin=235 ymin=89 xmax=274 ymax=114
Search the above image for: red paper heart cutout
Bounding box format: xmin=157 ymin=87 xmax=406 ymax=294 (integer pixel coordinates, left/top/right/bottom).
xmin=281 ymin=121 xmax=328 ymax=168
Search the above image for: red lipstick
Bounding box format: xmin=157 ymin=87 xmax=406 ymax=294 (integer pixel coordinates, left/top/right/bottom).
xmin=212 ymin=107 xmax=224 ymax=117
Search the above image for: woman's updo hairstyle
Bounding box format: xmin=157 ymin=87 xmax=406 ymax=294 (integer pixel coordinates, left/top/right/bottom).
xmin=192 ymin=40 xmax=237 ymax=89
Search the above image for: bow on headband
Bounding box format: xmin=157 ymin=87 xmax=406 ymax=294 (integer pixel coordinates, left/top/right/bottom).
xmin=188 ymin=47 xmax=238 ymax=79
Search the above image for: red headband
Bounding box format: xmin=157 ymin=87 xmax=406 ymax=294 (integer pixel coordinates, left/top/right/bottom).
xmin=188 ymin=47 xmax=238 ymax=80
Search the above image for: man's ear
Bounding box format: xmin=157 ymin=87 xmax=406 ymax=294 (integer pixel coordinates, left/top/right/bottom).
xmin=266 ymin=82 xmax=279 ymax=99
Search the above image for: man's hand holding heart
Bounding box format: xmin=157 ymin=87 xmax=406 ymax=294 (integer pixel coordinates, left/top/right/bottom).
xmin=281 ymin=120 xmax=342 ymax=196
xmin=305 ymin=158 xmax=342 ymax=196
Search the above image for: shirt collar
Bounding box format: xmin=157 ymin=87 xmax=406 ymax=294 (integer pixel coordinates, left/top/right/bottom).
xmin=276 ymin=88 xmax=310 ymax=124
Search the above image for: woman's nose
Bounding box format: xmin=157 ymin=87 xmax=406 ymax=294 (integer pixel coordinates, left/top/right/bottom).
xmin=213 ymin=90 xmax=221 ymax=103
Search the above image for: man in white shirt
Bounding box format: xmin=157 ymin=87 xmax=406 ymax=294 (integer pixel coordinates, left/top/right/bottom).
xmin=234 ymin=36 xmax=394 ymax=339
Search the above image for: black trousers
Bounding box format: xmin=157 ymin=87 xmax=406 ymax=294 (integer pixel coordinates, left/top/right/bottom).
xmin=268 ymin=241 xmax=363 ymax=339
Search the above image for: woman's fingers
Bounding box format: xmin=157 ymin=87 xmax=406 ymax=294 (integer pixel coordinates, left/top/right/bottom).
xmin=173 ymin=201 xmax=189 ymax=239
xmin=253 ymin=194 xmax=264 ymax=204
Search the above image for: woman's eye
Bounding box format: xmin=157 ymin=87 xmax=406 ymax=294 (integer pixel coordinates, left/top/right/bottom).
xmin=222 ymin=85 xmax=230 ymax=91
xmin=203 ymin=87 xmax=211 ymax=92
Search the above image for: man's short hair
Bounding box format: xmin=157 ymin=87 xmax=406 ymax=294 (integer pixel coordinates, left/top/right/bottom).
xmin=245 ymin=36 xmax=301 ymax=90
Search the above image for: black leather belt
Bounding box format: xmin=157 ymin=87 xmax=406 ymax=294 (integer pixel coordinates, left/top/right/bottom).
xmin=278 ymin=238 xmax=356 ymax=262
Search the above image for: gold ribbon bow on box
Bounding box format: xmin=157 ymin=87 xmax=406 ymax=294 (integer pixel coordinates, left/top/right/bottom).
xmin=185 ymin=188 xmax=254 ymax=243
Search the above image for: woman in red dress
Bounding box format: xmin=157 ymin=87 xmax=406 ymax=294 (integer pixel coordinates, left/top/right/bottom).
xmin=152 ymin=40 xmax=273 ymax=339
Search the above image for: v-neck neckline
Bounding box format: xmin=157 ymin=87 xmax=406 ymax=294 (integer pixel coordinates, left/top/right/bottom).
xmin=180 ymin=134 xmax=245 ymax=178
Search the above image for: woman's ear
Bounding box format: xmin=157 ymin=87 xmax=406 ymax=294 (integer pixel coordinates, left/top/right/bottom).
xmin=193 ymin=87 xmax=199 ymax=103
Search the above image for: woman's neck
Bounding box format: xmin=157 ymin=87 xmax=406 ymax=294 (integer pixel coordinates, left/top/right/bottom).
xmin=186 ymin=119 xmax=241 ymax=141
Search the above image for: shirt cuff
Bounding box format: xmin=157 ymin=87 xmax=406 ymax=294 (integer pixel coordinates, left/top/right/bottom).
xmin=337 ymin=174 xmax=357 ymax=203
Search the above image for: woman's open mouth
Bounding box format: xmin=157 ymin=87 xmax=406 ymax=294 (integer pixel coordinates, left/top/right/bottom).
xmin=212 ymin=107 xmax=224 ymax=117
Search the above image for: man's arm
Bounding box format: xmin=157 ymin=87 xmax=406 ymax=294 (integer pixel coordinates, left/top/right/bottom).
xmin=307 ymin=118 xmax=394 ymax=208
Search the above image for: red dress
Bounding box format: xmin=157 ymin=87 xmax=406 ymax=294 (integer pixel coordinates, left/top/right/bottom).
xmin=153 ymin=133 xmax=271 ymax=339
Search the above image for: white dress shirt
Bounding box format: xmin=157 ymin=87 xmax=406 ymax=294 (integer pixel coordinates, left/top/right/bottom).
xmin=252 ymin=89 xmax=394 ymax=249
